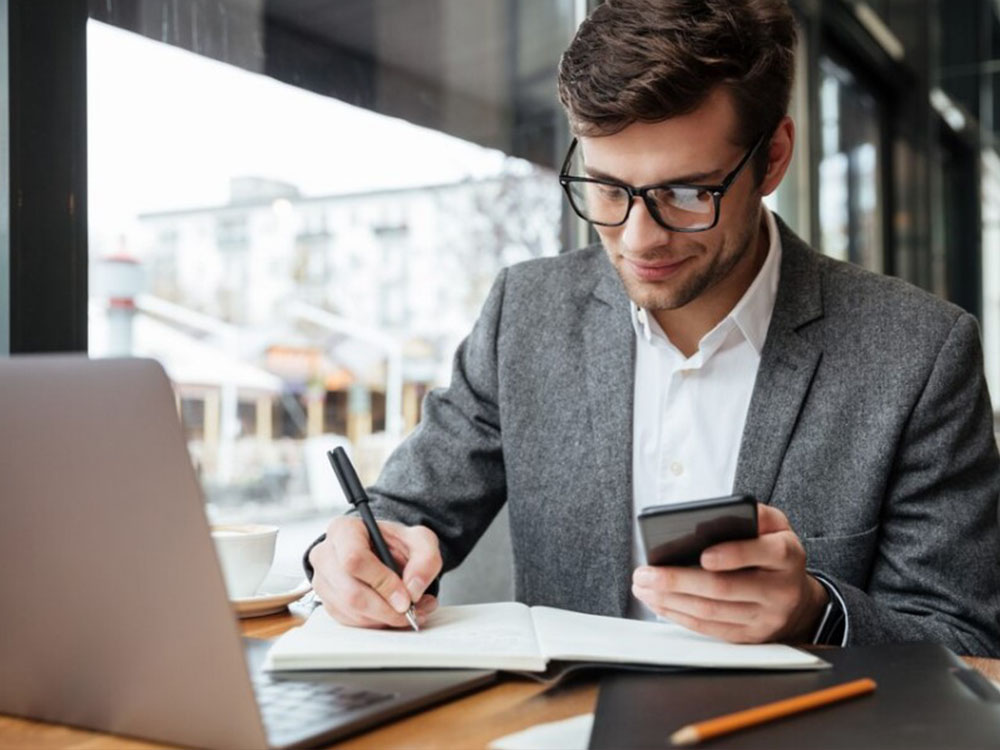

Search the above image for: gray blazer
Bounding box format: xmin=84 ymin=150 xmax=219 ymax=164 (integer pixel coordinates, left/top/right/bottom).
xmin=367 ymin=216 xmax=1000 ymax=657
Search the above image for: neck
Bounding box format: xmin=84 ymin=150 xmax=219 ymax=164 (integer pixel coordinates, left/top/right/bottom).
xmin=652 ymin=210 xmax=769 ymax=358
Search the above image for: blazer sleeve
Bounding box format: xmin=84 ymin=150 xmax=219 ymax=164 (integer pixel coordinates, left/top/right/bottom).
xmin=819 ymin=312 xmax=1000 ymax=657
xmin=352 ymin=268 xmax=510 ymax=574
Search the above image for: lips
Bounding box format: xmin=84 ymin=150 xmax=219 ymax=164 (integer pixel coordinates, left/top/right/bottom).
xmin=624 ymin=256 xmax=691 ymax=282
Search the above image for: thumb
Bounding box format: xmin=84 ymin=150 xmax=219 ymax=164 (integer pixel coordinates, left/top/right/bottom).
xmin=398 ymin=525 xmax=443 ymax=601
xmin=757 ymin=502 xmax=792 ymax=535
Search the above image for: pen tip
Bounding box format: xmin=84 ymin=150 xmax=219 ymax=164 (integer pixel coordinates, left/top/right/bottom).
xmin=406 ymin=608 xmax=420 ymax=632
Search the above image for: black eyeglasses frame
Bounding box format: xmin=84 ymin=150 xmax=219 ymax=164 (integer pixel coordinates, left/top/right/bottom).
xmin=558 ymin=132 xmax=767 ymax=233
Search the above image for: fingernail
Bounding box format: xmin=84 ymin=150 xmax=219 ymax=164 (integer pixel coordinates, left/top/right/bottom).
xmin=701 ymin=551 xmax=719 ymax=567
xmin=389 ymin=591 xmax=410 ymax=613
xmin=634 ymin=569 xmax=655 ymax=586
xmin=405 ymin=577 xmax=425 ymax=601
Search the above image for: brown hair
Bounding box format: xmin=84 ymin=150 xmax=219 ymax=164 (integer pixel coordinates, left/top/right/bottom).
xmin=557 ymin=0 xmax=797 ymax=179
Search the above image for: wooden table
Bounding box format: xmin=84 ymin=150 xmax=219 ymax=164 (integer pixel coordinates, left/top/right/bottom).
xmin=2 ymin=607 xmax=998 ymax=750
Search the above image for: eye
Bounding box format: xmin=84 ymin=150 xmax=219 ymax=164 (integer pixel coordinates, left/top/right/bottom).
xmin=595 ymin=184 xmax=627 ymax=201
xmin=653 ymin=187 xmax=714 ymax=214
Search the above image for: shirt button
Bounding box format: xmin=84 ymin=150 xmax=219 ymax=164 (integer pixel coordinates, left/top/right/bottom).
xmin=670 ymin=461 xmax=684 ymax=476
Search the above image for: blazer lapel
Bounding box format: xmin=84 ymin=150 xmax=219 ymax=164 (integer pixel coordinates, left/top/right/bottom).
xmin=734 ymin=220 xmax=824 ymax=505
xmin=581 ymin=262 xmax=635 ymax=615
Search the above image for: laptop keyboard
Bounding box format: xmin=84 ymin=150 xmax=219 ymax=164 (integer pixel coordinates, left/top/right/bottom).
xmin=253 ymin=671 xmax=397 ymax=737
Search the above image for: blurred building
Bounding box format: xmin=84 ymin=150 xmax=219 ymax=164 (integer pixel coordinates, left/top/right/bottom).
xmin=89 ymin=167 xmax=559 ymax=515
xmin=136 ymin=173 xmax=559 ymax=336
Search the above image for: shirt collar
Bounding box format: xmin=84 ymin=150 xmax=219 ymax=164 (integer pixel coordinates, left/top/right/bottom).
xmin=629 ymin=205 xmax=782 ymax=356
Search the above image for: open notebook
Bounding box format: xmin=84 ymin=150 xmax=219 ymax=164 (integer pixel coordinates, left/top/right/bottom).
xmin=265 ymin=603 xmax=827 ymax=672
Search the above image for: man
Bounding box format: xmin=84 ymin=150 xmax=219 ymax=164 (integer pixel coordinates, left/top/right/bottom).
xmin=306 ymin=0 xmax=1000 ymax=654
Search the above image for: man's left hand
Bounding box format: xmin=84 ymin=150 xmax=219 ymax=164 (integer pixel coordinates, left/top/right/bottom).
xmin=631 ymin=504 xmax=829 ymax=643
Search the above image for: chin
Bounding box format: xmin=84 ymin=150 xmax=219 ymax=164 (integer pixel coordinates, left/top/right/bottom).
xmin=623 ymin=282 xmax=687 ymax=312
xmin=619 ymin=269 xmax=702 ymax=311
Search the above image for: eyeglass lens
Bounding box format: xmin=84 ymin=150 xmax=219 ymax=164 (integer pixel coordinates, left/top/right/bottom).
xmin=565 ymin=180 xmax=717 ymax=230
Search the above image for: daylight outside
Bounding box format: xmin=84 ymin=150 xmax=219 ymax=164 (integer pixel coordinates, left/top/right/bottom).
xmin=86 ymin=21 xmax=563 ymax=540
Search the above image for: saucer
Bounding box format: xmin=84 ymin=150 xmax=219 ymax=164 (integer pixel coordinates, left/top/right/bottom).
xmin=231 ymin=571 xmax=312 ymax=618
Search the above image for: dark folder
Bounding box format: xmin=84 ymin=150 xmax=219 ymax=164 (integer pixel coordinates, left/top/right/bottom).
xmin=589 ymin=644 xmax=1000 ymax=749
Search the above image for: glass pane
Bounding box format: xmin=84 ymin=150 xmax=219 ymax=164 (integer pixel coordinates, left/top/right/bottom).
xmin=763 ymin=20 xmax=810 ymax=238
xmin=86 ymin=4 xmax=575 ymax=549
xmin=817 ymin=55 xmax=885 ymax=271
xmin=980 ymin=150 xmax=1000 ymax=402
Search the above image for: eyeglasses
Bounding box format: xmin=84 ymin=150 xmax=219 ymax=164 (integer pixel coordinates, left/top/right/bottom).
xmin=558 ymin=133 xmax=765 ymax=233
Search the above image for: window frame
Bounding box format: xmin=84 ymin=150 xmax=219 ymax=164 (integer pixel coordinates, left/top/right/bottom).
xmin=7 ymin=0 xmax=89 ymax=354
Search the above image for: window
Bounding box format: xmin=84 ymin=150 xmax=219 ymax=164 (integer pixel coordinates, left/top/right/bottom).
xmin=86 ymin=2 xmax=579 ymax=526
xmin=763 ymin=18 xmax=811 ymax=239
xmin=817 ymin=54 xmax=886 ymax=272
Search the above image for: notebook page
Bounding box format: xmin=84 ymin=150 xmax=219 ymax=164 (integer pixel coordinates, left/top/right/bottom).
xmin=530 ymin=607 xmax=826 ymax=670
xmin=265 ymin=602 xmax=547 ymax=671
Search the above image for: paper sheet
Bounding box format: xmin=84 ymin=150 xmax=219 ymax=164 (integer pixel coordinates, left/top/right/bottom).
xmin=488 ymin=713 xmax=594 ymax=750
xmin=266 ymin=601 xmax=827 ymax=672
xmin=267 ymin=602 xmax=547 ymax=671
xmin=531 ymin=606 xmax=826 ymax=669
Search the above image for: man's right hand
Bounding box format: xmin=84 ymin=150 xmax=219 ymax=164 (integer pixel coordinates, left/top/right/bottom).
xmin=309 ymin=516 xmax=443 ymax=628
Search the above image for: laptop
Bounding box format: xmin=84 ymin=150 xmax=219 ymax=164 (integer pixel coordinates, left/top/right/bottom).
xmin=0 ymin=356 xmax=494 ymax=749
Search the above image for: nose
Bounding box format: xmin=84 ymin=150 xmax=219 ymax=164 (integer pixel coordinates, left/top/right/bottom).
xmin=621 ymin=196 xmax=672 ymax=254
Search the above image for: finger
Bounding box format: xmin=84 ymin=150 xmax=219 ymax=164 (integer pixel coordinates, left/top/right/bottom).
xmin=631 ymin=586 xmax=760 ymax=625
xmin=379 ymin=524 xmax=430 ymax=570
xmin=697 ymin=506 xmax=791 ymax=570
xmin=325 ymin=566 xmax=411 ymax=628
xmin=331 ymin=524 xmax=412 ymax=614
xmin=656 ymin=608 xmax=759 ymax=643
xmin=312 ymin=573 xmax=392 ymax=629
xmin=701 ymin=528 xmax=803 ymax=571
xmin=383 ymin=539 xmax=411 ymax=575
xmin=413 ymin=594 xmax=438 ymax=626
xmin=756 ymin=503 xmax=792 ymax=534
xmin=633 ymin=565 xmax=765 ymax=602
xmin=397 ymin=525 xmax=443 ymax=601
xmin=311 ymin=533 xmax=395 ymax=628
xmin=310 ymin=536 xmax=370 ymax=621
xmin=703 ymin=531 xmax=805 ymax=572
xmin=321 ymin=598 xmax=390 ymax=629
xmin=414 ymin=594 xmax=438 ymax=616
xmin=328 ymin=514 xmax=409 ymax=563
xmin=373 ymin=524 xmax=438 ymax=600
xmin=324 ymin=517 xmax=438 ymax=618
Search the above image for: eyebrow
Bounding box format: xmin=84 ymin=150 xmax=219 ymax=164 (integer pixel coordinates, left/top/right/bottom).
xmin=584 ymin=165 xmax=725 ymax=185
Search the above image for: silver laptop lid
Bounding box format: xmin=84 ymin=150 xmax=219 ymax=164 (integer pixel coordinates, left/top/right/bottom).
xmin=0 ymin=356 xmax=268 ymax=750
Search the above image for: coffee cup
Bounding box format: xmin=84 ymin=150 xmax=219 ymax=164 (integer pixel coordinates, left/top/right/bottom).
xmin=210 ymin=524 xmax=278 ymax=599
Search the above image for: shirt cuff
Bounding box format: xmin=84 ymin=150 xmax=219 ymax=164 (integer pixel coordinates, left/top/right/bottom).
xmin=808 ymin=570 xmax=849 ymax=646
xmin=302 ymin=533 xmax=327 ymax=582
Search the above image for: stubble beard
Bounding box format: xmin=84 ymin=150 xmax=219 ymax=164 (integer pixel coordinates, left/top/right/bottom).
xmin=613 ymin=220 xmax=758 ymax=312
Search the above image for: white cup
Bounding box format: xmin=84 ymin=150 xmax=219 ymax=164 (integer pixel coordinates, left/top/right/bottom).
xmin=210 ymin=524 xmax=278 ymax=599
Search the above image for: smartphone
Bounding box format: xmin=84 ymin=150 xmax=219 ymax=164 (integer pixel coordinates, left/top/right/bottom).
xmin=638 ymin=494 xmax=758 ymax=567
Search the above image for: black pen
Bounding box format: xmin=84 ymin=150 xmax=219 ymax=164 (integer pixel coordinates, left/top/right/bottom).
xmin=327 ymin=447 xmax=420 ymax=632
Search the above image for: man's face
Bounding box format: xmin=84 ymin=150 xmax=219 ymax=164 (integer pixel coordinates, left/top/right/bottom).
xmin=578 ymin=89 xmax=763 ymax=312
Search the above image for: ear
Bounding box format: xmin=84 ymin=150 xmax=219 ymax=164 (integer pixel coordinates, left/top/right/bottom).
xmin=759 ymin=116 xmax=795 ymax=197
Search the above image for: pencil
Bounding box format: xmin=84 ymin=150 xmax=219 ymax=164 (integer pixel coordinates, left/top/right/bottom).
xmin=670 ymin=677 xmax=877 ymax=746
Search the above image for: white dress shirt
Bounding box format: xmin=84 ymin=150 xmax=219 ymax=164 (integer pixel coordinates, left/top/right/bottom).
xmin=628 ymin=207 xmax=782 ymax=620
